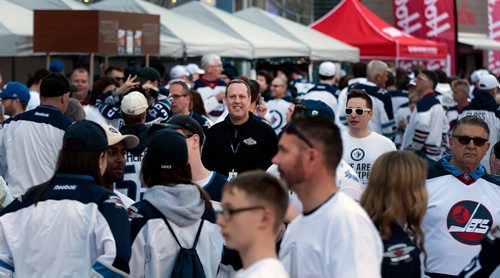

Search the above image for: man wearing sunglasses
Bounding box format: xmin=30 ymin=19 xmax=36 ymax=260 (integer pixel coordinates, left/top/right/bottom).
xmin=342 ymin=89 xmax=396 ymax=190
xmin=273 ymin=116 xmax=383 ymax=277
xmin=423 ymin=116 xmax=499 ymax=277
xmin=458 ymin=73 xmax=500 ymax=174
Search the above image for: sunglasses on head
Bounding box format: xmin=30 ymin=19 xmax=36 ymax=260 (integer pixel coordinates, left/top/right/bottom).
xmin=452 ymin=135 xmax=488 ymax=147
xmin=284 ymin=122 xmax=314 ymax=148
xmin=345 ymin=108 xmax=371 ymax=116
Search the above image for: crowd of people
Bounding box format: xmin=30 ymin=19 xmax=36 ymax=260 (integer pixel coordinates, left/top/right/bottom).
xmin=0 ymin=54 xmax=498 ymax=277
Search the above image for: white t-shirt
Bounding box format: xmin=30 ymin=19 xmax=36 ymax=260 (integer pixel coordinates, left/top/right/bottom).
xmin=236 ymin=258 xmax=288 ymax=278
xmin=26 ymin=90 xmax=40 ymax=111
xmin=266 ymin=98 xmax=291 ymax=135
xmin=279 ymin=192 xmax=383 ymax=278
xmin=341 ymin=130 xmax=396 ymax=190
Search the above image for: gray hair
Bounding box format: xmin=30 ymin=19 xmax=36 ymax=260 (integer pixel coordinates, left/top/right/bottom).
xmin=366 ymin=60 xmax=388 ymax=81
xmin=201 ymin=54 xmax=221 ymax=69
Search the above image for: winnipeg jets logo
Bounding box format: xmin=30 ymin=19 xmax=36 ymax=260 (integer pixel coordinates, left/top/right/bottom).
xmin=447 ymin=200 xmax=493 ymax=245
xmin=350 ymin=148 xmax=365 ymax=162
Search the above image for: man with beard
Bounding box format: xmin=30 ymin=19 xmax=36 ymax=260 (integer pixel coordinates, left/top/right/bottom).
xmin=272 ymin=116 xmax=383 ymax=277
xmin=202 ymin=79 xmax=277 ymax=178
xmin=101 ymin=124 xmax=139 ymax=208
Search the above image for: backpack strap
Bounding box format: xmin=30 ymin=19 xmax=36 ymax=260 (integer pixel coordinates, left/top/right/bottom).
xmin=163 ymin=216 xmax=204 ymax=249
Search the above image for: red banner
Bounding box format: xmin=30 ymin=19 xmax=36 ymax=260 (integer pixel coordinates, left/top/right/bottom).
xmin=393 ymin=0 xmax=457 ymax=75
xmin=488 ymin=0 xmax=500 ymax=75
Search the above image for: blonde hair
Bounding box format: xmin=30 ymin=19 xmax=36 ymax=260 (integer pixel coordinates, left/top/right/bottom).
xmin=361 ymin=151 xmax=428 ymax=261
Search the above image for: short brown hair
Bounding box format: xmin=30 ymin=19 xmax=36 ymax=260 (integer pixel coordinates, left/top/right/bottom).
xmin=224 ymin=170 xmax=289 ymax=232
xmin=347 ymin=89 xmax=373 ymax=110
xmin=225 ymin=79 xmax=251 ymax=97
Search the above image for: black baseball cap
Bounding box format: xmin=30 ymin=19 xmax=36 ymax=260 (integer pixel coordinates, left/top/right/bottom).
xmin=63 ymin=120 xmax=109 ymax=152
xmin=146 ymin=129 xmax=188 ymax=170
xmin=165 ymin=115 xmax=205 ymax=145
xmin=136 ymin=67 xmax=161 ymax=84
xmin=40 ymin=73 xmax=77 ymax=97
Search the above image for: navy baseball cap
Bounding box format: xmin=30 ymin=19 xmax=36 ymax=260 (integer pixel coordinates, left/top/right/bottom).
xmin=293 ymin=99 xmax=335 ymax=123
xmin=0 ymin=82 xmax=30 ymax=104
xmin=165 ymin=115 xmax=205 ymax=145
xmin=146 ymin=128 xmax=188 ymax=170
xmin=40 ymin=73 xmax=77 ymax=98
xmin=63 ymin=120 xmax=109 ymax=152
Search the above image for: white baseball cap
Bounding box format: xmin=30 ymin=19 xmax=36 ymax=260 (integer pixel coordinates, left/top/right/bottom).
xmin=318 ymin=62 xmax=336 ymax=77
xmin=169 ymin=65 xmax=189 ymax=79
xmin=185 ymin=63 xmax=205 ymax=75
xmin=471 ymin=69 xmax=489 ymax=83
xmin=101 ymin=124 xmax=139 ymax=149
xmin=478 ymin=74 xmax=500 ymax=90
xmin=121 ymin=91 xmax=148 ymax=115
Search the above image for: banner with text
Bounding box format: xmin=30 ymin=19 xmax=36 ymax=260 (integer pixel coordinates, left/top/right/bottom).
xmin=488 ymin=0 xmax=500 ymax=75
xmin=393 ymin=0 xmax=457 ymax=75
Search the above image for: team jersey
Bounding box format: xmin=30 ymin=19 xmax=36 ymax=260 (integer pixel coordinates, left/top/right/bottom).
xmin=423 ymin=156 xmax=500 ymax=276
xmin=0 ymin=174 xmax=131 ymax=277
xmin=118 ymin=124 xmax=149 ymax=202
xmin=402 ymin=93 xmax=449 ymax=161
xmin=458 ymin=90 xmax=499 ymax=174
xmin=195 ymin=171 xmax=228 ymax=202
xmin=394 ymin=102 xmax=411 ymax=147
xmin=194 ymin=77 xmax=227 ymax=122
xmin=265 ymin=98 xmax=291 ymax=135
xmin=0 ymin=105 xmax=73 ymax=197
xmin=388 ymin=89 xmax=409 ymax=116
xmin=291 ymin=78 xmax=315 ymax=96
xmin=145 ymin=99 xmax=172 ymax=127
xmin=341 ymin=130 xmax=396 ymax=190
xmin=279 ymin=192 xmax=383 ymax=278
xmin=299 ymin=83 xmax=338 ymax=115
xmin=381 ymin=222 xmax=421 ymax=278
xmin=189 ymin=110 xmax=211 ymax=135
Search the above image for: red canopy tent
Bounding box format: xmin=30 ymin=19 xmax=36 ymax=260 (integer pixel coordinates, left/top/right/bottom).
xmin=310 ymin=0 xmax=447 ymax=62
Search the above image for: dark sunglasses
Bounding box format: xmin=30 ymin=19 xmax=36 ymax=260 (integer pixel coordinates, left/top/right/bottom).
xmin=284 ymin=122 xmax=314 ymax=148
xmin=345 ymin=108 xmax=371 ymax=116
xmin=452 ymin=135 xmax=488 ymax=147
xmin=113 ymin=77 xmax=126 ymax=82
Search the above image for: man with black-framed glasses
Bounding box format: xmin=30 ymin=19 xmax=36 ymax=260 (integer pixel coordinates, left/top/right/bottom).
xmin=273 ymin=116 xmax=383 ymax=277
xmin=342 ymin=89 xmax=396 ymax=190
xmin=423 ymin=116 xmax=499 ymax=277
xmin=217 ymin=170 xmax=289 ymax=277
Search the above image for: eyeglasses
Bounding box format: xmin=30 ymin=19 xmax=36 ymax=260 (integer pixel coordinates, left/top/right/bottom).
xmin=216 ymin=206 xmax=265 ymax=220
xmin=345 ymin=108 xmax=371 ymax=116
xmin=284 ymin=122 xmax=314 ymax=148
xmin=170 ymin=94 xmax=188 ymax=99
xmin=452 ymin=135 xmax=488 ymax=147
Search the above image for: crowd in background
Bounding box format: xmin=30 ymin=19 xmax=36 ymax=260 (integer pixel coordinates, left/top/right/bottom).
xmin=0 ymin=54 xmax=498 ymax=277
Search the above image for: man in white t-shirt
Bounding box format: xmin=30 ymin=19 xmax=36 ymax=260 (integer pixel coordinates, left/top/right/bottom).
xmin=217 ymin=171 xmax=289 ymax=278
xmin=273 ymin=116 xmax=383 ymax=277
xmin=342 ymin=89 xmax=396 ymax=189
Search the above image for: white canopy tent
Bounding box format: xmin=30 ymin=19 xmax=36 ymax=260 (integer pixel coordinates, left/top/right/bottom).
xmin=90 ymin=0 xmax=253 ymax=58
xmin=0 ymin=1 xmax=33 ymax=56
xmin=173 ymin=2 xmax=309 ymax=59
xmin=6 ymin=0 xmax=89 ymax=10
xmin=235 ymin=7 xmax=359 ymax=62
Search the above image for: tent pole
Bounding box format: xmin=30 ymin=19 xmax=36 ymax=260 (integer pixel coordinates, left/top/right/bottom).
xmin=104 ymin=55 xmax=109 ymax=69
xmin=89 ymin=52 xmax=95 ymax=88
xmin=46 ymin=53 xmax=51 ymax=70
xmin=308 ymin=61 xmax=313 ymax=83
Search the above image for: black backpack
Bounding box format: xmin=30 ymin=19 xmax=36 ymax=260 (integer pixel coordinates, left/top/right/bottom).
xmin=163 ymin=218 xmax=206 ymax=278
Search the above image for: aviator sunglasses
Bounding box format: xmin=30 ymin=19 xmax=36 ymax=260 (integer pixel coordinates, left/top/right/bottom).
xmin=345 ymin=108 xmax=371 ymax=116
xmin=452 ymin=135 xmax=488 ymax=147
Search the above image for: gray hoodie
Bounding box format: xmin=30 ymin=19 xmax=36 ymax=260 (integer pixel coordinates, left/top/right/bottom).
xmin=143 ymin=184 xmax=205 ymax=227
